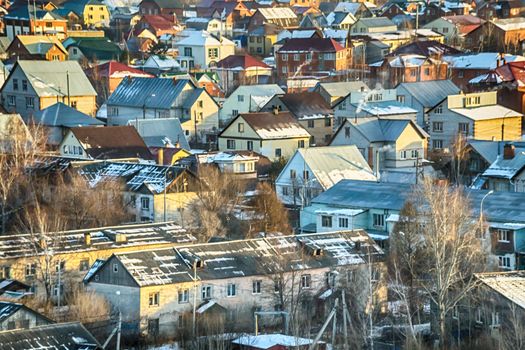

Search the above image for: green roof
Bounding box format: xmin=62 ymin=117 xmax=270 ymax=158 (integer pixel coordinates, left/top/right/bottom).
xmin=66 ymin=37 xmax=121 ymax=61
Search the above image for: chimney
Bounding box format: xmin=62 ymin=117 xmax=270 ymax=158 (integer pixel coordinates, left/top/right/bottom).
xmin=84 ymin=232 xmax=92 ymax=246
xmin=504 ymin=144 xmax=515 ymax=159
xmin=360 ymin=86 xmax=365 ymax=92
xmin=273 ymin=106 xmax=279 ymax=115
xmin=158 ymin=148 xmax=164 ymax=165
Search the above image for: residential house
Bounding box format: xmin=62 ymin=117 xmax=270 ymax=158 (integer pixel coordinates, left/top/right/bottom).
xmin=192 ymin=151 xmax=266 ymax=180
xmin=443 ymin=52 xmax=525 ymax=90
xmin=142 ymin=55 xmax=181 ymax=75
xmin=0 ymin=322 xmax=101 ymax=349
xmin=232 ymin=335 xmax=326 ymax=350
xmin=196 ymin=1 xmax=251 ymax=36
xmin=139 ymin=0 xmax=184 ymax=17
xmin=220 ymin=84 xmax=285 ymax=125
xmin=127 ymin=118 xmax=191 ymax=152
xmin=423 ymin=15 xmax=485 ymax=46
xmin=0 ymin=60 xmax=97 ymax=120
xmin=478 ymin=143 xmax=525 ymax=192
xmin=248 ymin=8 xmax=299 ymax=30
xmin=175 ymin=30 xmax=235 ymax=70
xmin=32 ymin=103 xmax=104 ymax=147
xmin=3 ymin=5 xmax=68 ymax=40
xmin=275 ymin=145 xmax=376 ymax=207
xmin=185 ymin=18 xmax=224 ymax=36
xmin=333 ymin=2 xmax=374 ymax=19
xmin=350 ymin=17 xmax=397 ymax=35
xmin=330 ymin=117 xmax=428 ymax=178
xmin=85 ymin=230 xmax=385 ymax=338
xmin=427 ymin=91 xmax=522 ymax=152
xmin=395 ymin=80 xmax=461 ymax=128
xmin=0 ymin=221 xmax=195 ymax=299
xmin=106 ymin=77 xmax=219 ymax=143
xmin=135 ymin=14 xmax=178 ymax=38
xmin=389 ymin=39 xmax=462 ymax=57
xmin=61 ymin=0 xmax=111 ymax=28
xmin=463 ymin=140 xmax=509 ymax=185
xmin=247 ymin=23 xmax=281 ymax=57
xmin=477 ymin=0 xmax=525 ymax=19
xmin=193 ymin=72 xmax=223 ymax=98
xmin=0 ymin=302 xmax=52 ymax=331
xmin=275 ymin=38 xmax=351 ymax=80
xmin=63 ymin=37 xmax=122 ymax=63
xmin=215 ymin=54 xmax=273 ymax=95
xmin=218 ymin=111 xmax=311 ymax=161
xmin=312 ymin=81 xmax=369 ymax=106
xmin=6 ymin=35 xmax=68 ymax=61
xmin=260 ymin=92 xmax=334 ymax=145
xmin=467 ymin=17 xmax=525 ymax=52
xmin=79 ymin=162 xmax=199 ymax=222
xmin=300 ymin=13 xmax=328 ymax=29
xmin=326 ymin=11 xmax=357 ymax=30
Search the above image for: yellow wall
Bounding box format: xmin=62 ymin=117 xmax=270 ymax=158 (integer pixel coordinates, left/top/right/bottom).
xmin=474 ymin=117 xmax=522 ymax=141
xmin=83 ymin=4 xmax=111 ymax=27
xmin=153 ymin=192 xmax=198 ymax=223
xmin=396 ymin=124 xmax=427 ymax=152
xmin=40 ymin=95 xmax=97 ymax=116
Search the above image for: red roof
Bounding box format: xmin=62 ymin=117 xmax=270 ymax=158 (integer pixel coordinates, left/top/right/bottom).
xmin=496 ymin=61 xmax=525 ymax=84
xmin=141 ymin=14 xmax=177 ymax=31
xmin=86 ymin=61 xmax=154 ymax=79
xmin=217 ymin=54 xmax=270 ymax=69
xmin=277 ymin=38 xmax=345 ymax=53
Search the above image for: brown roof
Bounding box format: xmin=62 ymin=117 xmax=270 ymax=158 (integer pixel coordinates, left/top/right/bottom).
xmin=70 ymin=126 xmax=153 ymax=160
xmin=217 ymin=54 xmax=270 ymax=69
xmin=278 ymin=38 xmax=345 ymax=53
xmin=279 ymin=92 xmax=333 ymax=118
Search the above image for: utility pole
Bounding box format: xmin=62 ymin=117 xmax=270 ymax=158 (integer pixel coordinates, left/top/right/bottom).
xmin=57 ymin=260 xmax=61 ymax=308
xmin=342 ymin=291 xmax=349 ymax=350
xmin=192 ymin=262 xmax=197 ymax=337
xmin=308 ymin=298 xmax=339 ymax=350
xmin=116 ymin=311 xmax=122 ymax=350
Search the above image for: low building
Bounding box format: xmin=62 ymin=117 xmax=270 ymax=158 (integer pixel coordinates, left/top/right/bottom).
xmin=479 ymin=143 xmax=525 ymax=192
xmin=3 ymin=5 xmax=68 ymax=40
xmin=350 ymin=17 xmax=397 ymax=35
xmin=467 ymin=17 xmax=525 ymax=53
xmin=218 ymin=111 xmax=311 ymax=161
xmin=247 ymin=23 xmax=281 ymax=57
xmin=423 ymin=15 xmax=485 ymax=46
xmin=63 ymin=36 xmax=122 ymax=63
xmin=248 ymin=7 xmax=299 ymax=31
xmin=215 ymin=54 xmax=273 ymax=95
xmin=312 ymin=81 xmax=369 ymax=106
xmin=6 ymin=35 xmax=68 ymax=61
xmin=61 ymin=0 xmax=111 ymax=28
xmin=174 ymin=30 xmax=235 ymax=70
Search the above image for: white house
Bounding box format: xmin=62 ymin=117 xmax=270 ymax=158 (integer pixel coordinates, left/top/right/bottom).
xmin=174 ymin=30 xmax=236 ymax=70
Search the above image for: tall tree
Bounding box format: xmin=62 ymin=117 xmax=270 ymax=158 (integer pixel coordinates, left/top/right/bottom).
xmin=251 ymin=182 xmax=291 ymax=235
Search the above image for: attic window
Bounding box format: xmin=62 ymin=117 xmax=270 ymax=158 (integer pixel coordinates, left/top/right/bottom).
xmin=195 ymin=259 xmax=204 ymax=268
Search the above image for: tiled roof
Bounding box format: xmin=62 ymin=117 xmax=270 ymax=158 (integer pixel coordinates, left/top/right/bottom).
xmin=278 ymin=37 xmax=345 ymax=52
xmin=217 ymin=54 xmax=270 ymax=69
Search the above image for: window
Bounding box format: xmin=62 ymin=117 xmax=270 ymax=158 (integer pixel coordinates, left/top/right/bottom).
xmin=141 ymin=197 xmax=150 ymax=210
xmin=498 ymin=256 xmax=511 ymax=268
xmin=252 ymin=280 xmax=261 ymax=294
xmin=410 ymin=69 xmax=417 ymax=77
xmin=282 ymin=66 xmax=288 ymax=74
xmin=198 ymin=100 xmax=203 ymax=108
xmin=282 ymin=186 xmax=289 ymax=195
xmin=226 ymin=139 xmax=236 ymax=149
xmin=293 ymin=54 xmax=300 ymax=61
xmin=25 ymin=263 xmax=36 ymax=276
xmin=184 ymin=47 xmax=192 ymax=56
xmin=298 ymin=140 xmax=305 ymax=148
xmin=53 ymin=283 xmax=64 ymax=296
xmin=178 ymin=289 xmax=189 ymax=303
xmin=458 ymin=71 xmax=464 ymax=78
xmin=345 ymin=127 xmax=350 ymax=138
xmin=498 ymin=229 xmax=510 ymax=242
xmin=434 ymin=105 xmax=443 ymax=114
xmin=290 ymin=169 xmax=296 ymax=179
xmin=432 ymin=121 xmax=443 ymax=132
xmin=400 ymin=150 xmax=407 ymax=159
xmin=201 ymin=285 xmax=212 ymax=299
xmin=238 ymin=123 xmax=244 ymax=133
xmin=301 ymin=274 xmax=311 ymax=289
xmin=465 ymin=96 xmax=481 ymax=106
xmin=282 ymin=54 xmax=288 ymax=61
xmin=13 ymin=79 xmax=18 ymax=90
xmin=55 ymin=260 xmax=65 ymax=272
xmin=303 ymin=170 xmax=309 ymax=180
xmin=411 ymin=149 xmax=418 ymax=158
xmin=113 ymin=263 xmax=119 ymax=273
xmin=148 ymin=319 xmax=159 ymax=335
xmin=324 ymin=53 xmax=335 ymax=60
xmin=274 ymin=281 xmax=281 ymax=293
xmin=79 ymin=259 xmax=90 ymax=271
xmin=475 ymin=308 xmax=483 ymax=324
xmin=307 ymin=120 xmax=314 ymax=128
xmin=208 ymin=48 xmax=218 ymax=58
xmin=247 ymin=140 xmax=253 ymax=151
xmin=324 ymin=118 xmax=331 ymax=127
xmin=232 ymin=109 xmax=239 ymax=116
xmin=491 ymin=312 xmax=500 ymax=328
xmin=22 ymin=80 xmax=27 ymax=91
xmin=306 ymin=52 xmax=312 ymax=60
xmin=0 ymin=266 xmax=10 ymax=279
xmin=424 ymin=68 xmax=430 ymax=76
xmin=227 ymin=283 xmax=237 ymax=297
xmin=256 ymin=37 xmax=262 ymax=43
xmin=73 ymin=48 xmax=78 ymax=55
xmin=452 ymin=306 xmax=459 ymax=319
xmin=373 ymin=213 xmax=385 ymax=227
xmin=442 ymin=27 xmax=449 ymax=33
xmin=321 ymin=215 xmax=332 ymax=228
xmin=433 ymin=139 xmax=443 ymax=149
xmin=275 ymin=148 xmax=282 ymax=158
xmin=238 ymin=95 xmax=244 ymax=102
xmin=459 ymin=123 xmax=469 ymax=135
xmin=339 ymin=217 xmax=349 ymax=228
xmin=8 ymin=95 xmax=15 ymax=106
xmin=25 ymin=97 xmax=34 ymax=108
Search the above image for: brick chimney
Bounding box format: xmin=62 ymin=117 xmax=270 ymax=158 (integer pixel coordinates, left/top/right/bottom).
xmin=504 ymin=143 xmax=515 ymax=159
xmin=84 ymin=232 xmax=92 ymax=246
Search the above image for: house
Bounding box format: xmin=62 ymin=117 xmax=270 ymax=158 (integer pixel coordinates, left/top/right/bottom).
xmin=84 ymin=61 xmax=153 ymax=102
xmin=423 ymin=15 xmax=485 ymax=46
xmin=192 ymin=151 xmax=267 ymax=180
xmin=106 ymin=77 xmax=219 ymax=143
xmin=175 ymin=30 xmax=236 ymax=70
xmin=216 ymin=54 xmax=273 ymax=95
xmin=444 ymin=52 xmax=525 ymax=90
xmin=59 ymin=126 xmax=153 ymax=161
xmin=193 ymin=72 xmax=223 ymax=98
xmin=248 ymin=8 xmax=299 ymax=30
xmin=330 ymin=117 xmax=428 ymax=175
xmin=127 ymin=118 xmax=191 ymax=151
xmin=6 ymin=35 xmax=68 ymax=61
xmin=0 ymin=221 xmax=195 ymax=299
xmin=326 ymin=11 xmax=357 ymax=30
xmin=247 ymin=23 xmax=282 ymax=57
xmin=275 ymin=38 xmax=351 ymax=80
xmin=370 ymin=54 xmax=449 ymax=89
xmin=0 ymin=322 xmax=101 ymax=349
xmin=220 ymin=84 xmax=285 ymax=125
xmin=61 ymin=0 xmax=111 ymax=28
xmin=260 ymin=92 xmax=334 ymax=146
xmin=275 ymin=145 xmax=376 ymax=207
xmin=139 ymin=0 xmax=184 ymax=17
xmin=395 ymin=80 xmax=461 ymax=128
xmin=135 ymin=14 xmax=178 ymax=38
xmin=32 ymin=103 xmax=104 ymax=147
xmin=389 ymin=39 xmax=462 ymax=57
xmin=232 ymin=334 xmax=326 ymax=350
xmin=218 ymin=111 xmax=311 ymax=161
xmin=462 ymin=140 xmax=510 ymax=185
xmin=0 ymin=302 xmax=52 ymax=331
xmin=468 ymin=17 xmax=525 ymax=53
xmin=478 ymin=143 xmax=525 ymax=192
xmin=477 ymin=0 xmax=525 ymax=19
xmin=334 ymin=2 xmax=374 ymax=19
xmin=312 ymin=81 xmax=369 ymax=106
xmin=185 ymin=17 xmax=224 ymax=36
xmin=63 ymin=37 xmax=122 ymax=62
xmin=427 ymin=91 xmax=522 ymax=152
xmin=142 ymin=55 xmax=181 ymax=75
xmin=3 ymin=5 xmax=68 ymax=40
xmin=350 ymin=17 xmax=397 ymax=35
xmin=79 ymin=162 xmax=199 ymax=222
xmin=0 ymin=279 xmax=32 ymax=300
xmin=0 ymin=60 xmax=97 ymax=120
xmin=85 ymin=230 xmax=385 ymax=338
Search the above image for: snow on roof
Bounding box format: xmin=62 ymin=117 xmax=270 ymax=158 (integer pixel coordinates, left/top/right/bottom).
xmin=450 ymin=105 xmax=522 ymax=121
xmin=489 ymin=222 xmax=525 ymax=230
xmin=444 ymin=53 xmax=525 ymax=70
xmin=175 ymin=30 xmax=234 ymax=46
xmin=482 ymin=150 xmax=525 ymax=179
xmin=238 ymin=112 xmax=311 ymax=139
xmin=258 ymin=7 xmax=297 ymax=19
xmin=232 ymin=334 xmax=316 ymax=348
xmin=492 ymin=17 xmax=525 ymax=31
xmin=315 ymin=208 xmax=366 ymax=216
xmin=196 ymin=300 xmax=216 ymax=313
xmin=354 ymin=101 xmax=417 ymax=116
xmin=476 ymin=271 xmax=525 ymax=310
xmin=387 ymin=55 xmax=428 ymax=68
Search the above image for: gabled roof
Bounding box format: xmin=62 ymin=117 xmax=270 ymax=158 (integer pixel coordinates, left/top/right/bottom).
xmin=444 ymin=52 xmax=525 ymax=70
xmin=352 ymin=100 xmax=418 ymax=116
xmin=12 ymin=35 xmax=67 ymax=55
xmin=175 ymin=30 xmax=235 ymax=47
xmin=341 ymin=117 xmax=428 ymax=143
xmin=0 ymin=322 xmax=101 ymax=350
xmin=67 ymin=126 xmax=153 ymax=160
xmin=143 ymin=55 xmax=180 ymax=70
xmin=334 ymin=2 xmax=366 ymax=14
xmin=492 ymin=17 xmax=525 ymax=31
xmin=275 ymin=92 xmax=333 ymax=118
xmin=7 ymin=61 xmax=96 ymax=97
xmin=482 ymin=146 xmax=525 ymax=179
xmin=354 ymin=16 xmax=396 ymax=28
xmin=230 ymin=84 xmax=285 ymax=98
xmin=229 ymin=111 xmax=310 ymax=140
xmin=476 ymin=271 xmax=525 ymax=310
xmin=128 ymin=118 xmax=190 ymax=150
xmin=258 ymin=7 xmax=298 ymax=19
xmin=450 ymin=104 xmax=522 ymax=121
xmin=108 ymin=77 xmax=193 ymax=109
xmin=63 ymin=37 xmax=121 ymax=60
xmin=140 ymin=14 xmax=176 ymax=31
xmin=277 ymin=37 xmax=345 ymax=52
xmin=391 ymin=40 xmax=461 ymax=57
xmin=86 ymin=61 xmax=153 ymax=79
xmin=217 ymin=54 xmax=271 ymax=69
xmin=396 ymin=80 xmax=460 ymax=108
xmin=314 ymin=81 xmax=369 ymax=98
xmin=32 ymin=103 xmax=104 ymax=128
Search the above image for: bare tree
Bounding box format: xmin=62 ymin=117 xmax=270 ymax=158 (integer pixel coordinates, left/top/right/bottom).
xmin=250 ymin=182 xmax=291 ymax=236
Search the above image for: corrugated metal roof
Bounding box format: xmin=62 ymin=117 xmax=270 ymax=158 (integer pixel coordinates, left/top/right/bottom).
xmin=397 ymin=80 xmax=460 ymax=108
xmin=33 ymin=103 xmax=103 ymax=127
xmin=450 ymin=104 xmax=522 ymax=120
xmin=128 ymin=118 xmax=190 ymax=150
xmin=107 ymin=77 xmax=191 ymax=109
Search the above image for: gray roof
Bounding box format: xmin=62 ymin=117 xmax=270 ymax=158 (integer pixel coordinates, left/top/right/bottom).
xmin=107 ymin=77 xmax=193 ymax=109
xmin=467 ymin=140 xmax=517 ymax=164
xmin=315 ymin=81 xmax=369 ymax=98
xmin=128 ymin=118 xmax=190 ymax=150
xmin=346 ymin=118 xmax=428 ymax=143
xmin=13 ymin=61 xmax=96 ymax=97
xmin=356 ymin=16 xmax=397 ymax=28
xmin=396 ymin=80 xmax=460 ymax=108
xmin=482 ymin=148 xmax=525 ymax=179
xmin=32 ymin=103 xmax=104 ymax=127
xmin=99 ymin=230 xmax=384 ymax=287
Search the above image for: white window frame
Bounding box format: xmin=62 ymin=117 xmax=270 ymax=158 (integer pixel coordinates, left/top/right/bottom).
xmin=301 ymin=274 xmax=311 ymax=289
xmin=252 ymin=280 xmax=261 ymax=294
xmin=497 ymin=229 xmax=510 ymax=242
xmin=227 ymin=283 xmax=237 ymax=297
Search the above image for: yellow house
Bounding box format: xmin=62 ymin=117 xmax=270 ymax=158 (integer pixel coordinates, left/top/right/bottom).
xmin=247 ymin=23 xmax=280 ymax=56
xmin=218 ymin=111 xmax=311 ymax=161
xmin=62 ymin=0 xmax=111 ymax=28
xmin=0 ymin=222 xmax=195 ymax=301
